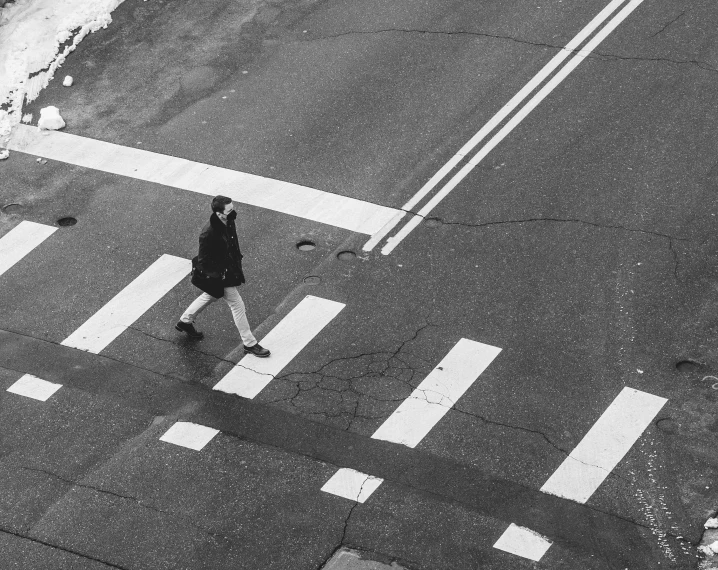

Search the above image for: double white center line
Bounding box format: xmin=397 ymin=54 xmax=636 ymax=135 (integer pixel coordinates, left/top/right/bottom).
xmin=364 ymin=0 xmax=648 ymax=255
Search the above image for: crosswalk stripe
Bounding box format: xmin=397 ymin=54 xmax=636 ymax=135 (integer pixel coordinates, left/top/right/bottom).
xmin=212 ymin=295 xmax=345 ymax=398
xmin=0 ymin=221 xmax=56 ymax=277
xmin=61 ymin=254 xmax=191 ymax=353
xmin=539 ymin=387 xmax=666 ymax=502
xmin=495 ymin=387 xmax=667 ymax=560
xmin=322 ymin=338 xmax=501 ymax=502
xmin=159 ymin=421 xmax=219 ymax=451
xmin=493 ymin=524 xmax=552 ymax=561
xmin=8 ymin=125 xmax=400 ymax=235
xmin=6 ymin=374 xmax=62 ymax=401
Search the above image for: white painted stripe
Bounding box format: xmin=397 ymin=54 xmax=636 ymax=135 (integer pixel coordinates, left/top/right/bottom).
xmin=371 ymin=339 xmax=501 ymax=447
xmin=0 ymin=221 xmax=57 ymax=276
xmin=159 ymin=421 xmax=219 ymax=451
xmin=493 ymin=524 xmax=553 ymax=561
xmin=495 ymin=387 xmax=666 ymax=561
xmin=61 ymin=254 xmax=191 ymax=353
xmin=380 ymin=0 xmax=646 ymax=255
xmin=323 ymin=338 xmax=501 ymax=501
xmin=320 ymin=468 xmax=384 ymax=503
xmin=8 ymin=126 xmax=400 ymax=236
xmin=540 ymin=387 xmax=666 ymax=503
xmin=213 ymin=295 xmax=345 ymax=398
xmin=362 ymin=0 xmax=628 ymax=252
xmin=7 ymin=374 xmax=62 ymax=401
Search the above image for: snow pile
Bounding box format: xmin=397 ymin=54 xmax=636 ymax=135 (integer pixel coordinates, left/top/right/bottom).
xmin=37 ymin=105 xmax=64 ymax=130
xmin=0 ymin=0 xmax=126 ymax=149
xmin=700 ymin=541 xmax=718 ymax=556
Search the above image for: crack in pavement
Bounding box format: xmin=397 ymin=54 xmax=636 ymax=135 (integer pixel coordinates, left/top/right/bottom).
xmin=302 ymin=28 xmax=718 ymax=74
xmin=266 ymin=313 xmax=641 ymax=482
xmin=268 ymin=313 xmax=440 ymax=430
xmin=123 ymin=325 xmax=275 ymax=379
xmin=416 ymin=216 xmax=690 ymax=279
xmin=18 ymin=466 xmax=236 ymax=544
xmin=650 ymin=9 xmax=689 ymax=38
xmin=0 ymin=526 xmax=132 ymax=570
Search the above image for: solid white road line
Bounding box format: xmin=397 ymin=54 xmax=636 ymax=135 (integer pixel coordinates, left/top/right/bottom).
xmin=61 ymin=254 xmax=191 ymax=353
xmin=159 ymin=421 xmax=219 ymax=451
xmin=322 ymin=338 xmax=501 ymax=502
xmin=495 ymin=387 xmax=666 ymax=561
xmin=379 ymin=0 xmax=648 ymax=255
xmin=493 ymin=524 xmax=553 ymax=561
xmin=540 ymin=387 xmax=666 ymax=502
xmin=8 ymin=125 xmax=400 ymax=236
xmin=7 ymin=374 xmax=62 ymax=401
xmin=0 ymin=221 xmax=57 ymax=277
xmin=362 ymin=0 xmax=628 ymax=253
xmin=213 ymin=295 xmax=345 ymax=398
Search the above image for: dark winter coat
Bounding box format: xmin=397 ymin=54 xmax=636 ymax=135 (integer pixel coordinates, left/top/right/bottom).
xmin=191 ymin=213 xmax=245 ymax=298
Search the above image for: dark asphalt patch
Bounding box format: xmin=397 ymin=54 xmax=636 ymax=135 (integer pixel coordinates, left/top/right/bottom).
xmin=0 ymin=328 xmax=657 ymax=567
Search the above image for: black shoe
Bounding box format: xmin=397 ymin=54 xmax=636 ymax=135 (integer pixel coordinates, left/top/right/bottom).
xmin=175 ymin=321 xmax=204 ymax=339
xmin=244 ymin=343 xmax=270 ymax=357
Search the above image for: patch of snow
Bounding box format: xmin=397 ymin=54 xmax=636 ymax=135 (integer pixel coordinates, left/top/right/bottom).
xmin=62 ymin=75 xmax=73 ymax=86
xmin=0 ymin=0 xmax=126 ymax=149
xmin=37 ymin=105 xmax=64 ymax=130
xmin=707 ymin=518 xmax=718 ymax=529
xmin=699 ymin=541 xmax=718 ymax=556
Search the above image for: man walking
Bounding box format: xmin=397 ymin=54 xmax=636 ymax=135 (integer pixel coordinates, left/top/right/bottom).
xmin=175 ymin=195 xmax=270 ymax=358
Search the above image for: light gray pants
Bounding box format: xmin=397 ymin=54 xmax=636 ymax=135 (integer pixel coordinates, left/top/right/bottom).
xmin=180 ymin=287 xmax=257 ymax=347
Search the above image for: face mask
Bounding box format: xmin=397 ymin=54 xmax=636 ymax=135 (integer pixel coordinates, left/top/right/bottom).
xmin=227 ymin=210 xmax=237 ymax=221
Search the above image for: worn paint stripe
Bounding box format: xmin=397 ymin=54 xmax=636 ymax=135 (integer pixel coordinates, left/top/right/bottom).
xmin=8 ymin=126 xmax=400 ymax=235
xmin=61 ymin=254 xmax=191 ymax=353
xmin=0 ymin=221 xmax=57 ymax=277
xmin=213 ymin=295 xmax=345 ymax=398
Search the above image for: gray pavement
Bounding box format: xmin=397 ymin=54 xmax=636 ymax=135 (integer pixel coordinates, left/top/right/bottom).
xmin=1 ymin=0 xmax=718 ymax=568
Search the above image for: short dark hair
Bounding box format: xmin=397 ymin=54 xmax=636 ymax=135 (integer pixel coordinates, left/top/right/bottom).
xmin=211 ymin=195 xmax=232 ymax=213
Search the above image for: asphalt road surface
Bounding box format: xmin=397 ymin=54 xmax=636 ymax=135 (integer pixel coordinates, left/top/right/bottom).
xmin=1 ymin=0 xmax=718 ymax=568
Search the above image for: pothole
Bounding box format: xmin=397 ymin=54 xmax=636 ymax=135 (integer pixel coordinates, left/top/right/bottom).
xmin=424 ymin=217 xmax=442 ymax=227
xmin=296 ymin=240 xmax=316 ymax=251
xmin=676 ymin=359 xmax=700 ymax=373
xmin=337 ymin=250 xmax=356 ymax=261
xmin=303 ymin=276 xmax=321 ymax=285
xmin=57 ymin=217 xmax=77 ymax=227
xmin=1 ymin=203 xmax=22 ymax=214
xmin=656 ymin=418 xmax=678 ymax=434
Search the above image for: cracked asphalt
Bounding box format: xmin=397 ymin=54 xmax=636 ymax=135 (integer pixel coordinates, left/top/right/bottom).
xmin=1 ymin=0 xmax=718 ymax=568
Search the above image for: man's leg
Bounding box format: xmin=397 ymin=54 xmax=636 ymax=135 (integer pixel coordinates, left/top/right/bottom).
xmin=222 ymin=287 xmax=258 ymax=347
xmin=176 ymin=292 xmax=217 ymax=339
